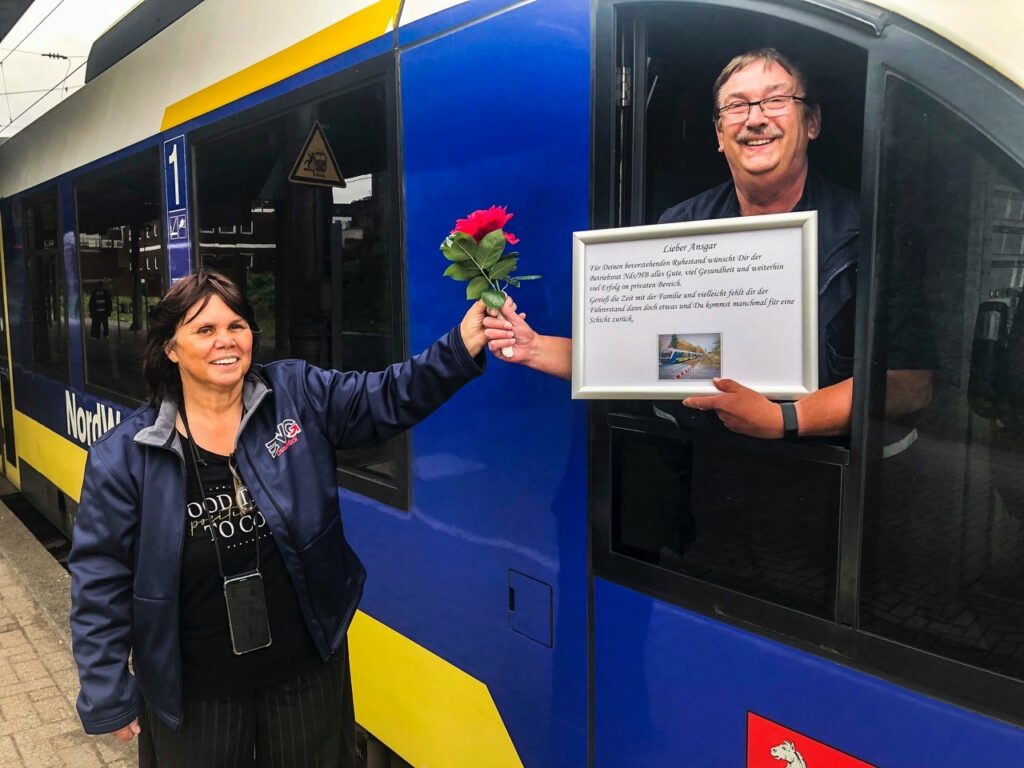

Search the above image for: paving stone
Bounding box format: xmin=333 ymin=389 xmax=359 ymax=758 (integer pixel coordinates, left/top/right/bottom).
xmin=0 ymin=716 xmax=41 ymax=739
xmin=0 ymin=736 xmax=23 ymax=767
xmin=57 ymin=743 xmax=104 ymax=767
xmin=26 ymin=687 xmax=60 ymax=704
xmin=0 ymin=505 xmax=138 ymax=767
xmin=12 ymin=660 xmax=48 ymax=684
xmin=32 ymin=695 xmax=72 ymax=724
xmin=0 ymin=695 xmax=34 ymax=723
xmin=0 ymin=633 xmax=26 ymax=651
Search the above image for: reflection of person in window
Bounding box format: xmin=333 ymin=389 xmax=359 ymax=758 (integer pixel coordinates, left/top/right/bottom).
xmin=89 ymin=281 xmax=112 ymax=339
xmin=484 ymin=48 xmax=933 ymax=436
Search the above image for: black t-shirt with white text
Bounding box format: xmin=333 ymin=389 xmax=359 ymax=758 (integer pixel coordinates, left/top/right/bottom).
xmin=179 ymin=435 xmax=321 ymax=697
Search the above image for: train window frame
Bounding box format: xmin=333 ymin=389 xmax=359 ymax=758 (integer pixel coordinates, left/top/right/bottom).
xmin=591 ymin=0 xmax=1024 ymax=724
xmin=72 ymin=147 xmax=167 ymax=407
xmin=22 ymin=189 xmax=70 ymax=384
xmin=188 ymin=53 xmax=411 ymax=510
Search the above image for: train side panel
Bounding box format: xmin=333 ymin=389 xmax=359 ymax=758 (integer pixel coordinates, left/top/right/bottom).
xmin=595 ymin=579 xmax=1024 ymax=767
xmin=342 ymin=0 xmax=592 ymax=765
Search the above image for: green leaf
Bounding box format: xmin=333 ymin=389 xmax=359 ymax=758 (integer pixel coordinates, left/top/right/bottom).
xmin=503 ymin=251 xmax=520 ymax=260
xmin=511 ymin=274 xmax=542 ymax=281
xmin=482 ymin=290 xmax=507 ymax=309
xmin=488 ymin=257 xmax=518 ymax=282
xmin=466 ymin=276 xmax=490 ymax=300
xmin=441 ymin=232 xmax=478 ymax=262
xmin=477 ymin=230 xmax=506 ymax=270
xmin=443 ymin=263 xmax=479 ymax=281
xmin=506 ymin=278 xmax=521 ymax=288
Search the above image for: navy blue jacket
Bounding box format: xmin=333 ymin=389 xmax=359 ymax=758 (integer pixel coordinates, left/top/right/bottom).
xmin=659 ymin=170 xmax=860 ymax=387
xmin=69 ymin=328 xmax=483 ymax=734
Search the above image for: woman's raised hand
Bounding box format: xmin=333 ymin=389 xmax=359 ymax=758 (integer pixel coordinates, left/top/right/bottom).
xmin=459 ymin=300 xmax=489 ymax=358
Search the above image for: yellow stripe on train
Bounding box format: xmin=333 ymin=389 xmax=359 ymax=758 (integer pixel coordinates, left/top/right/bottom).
xmin=13 ymin=411 xmax=87 ymax=502
xmin=160 ymin=0 xmax=401 ymax=131
xmin=349 ymin=610 xmax=524 ymax=767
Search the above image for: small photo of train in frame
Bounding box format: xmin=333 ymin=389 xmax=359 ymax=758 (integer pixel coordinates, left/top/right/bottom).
xmin=658 ymin=332 xmax=722 ymax=380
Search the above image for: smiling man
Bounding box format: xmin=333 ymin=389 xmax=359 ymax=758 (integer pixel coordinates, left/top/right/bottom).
xmin=657 ymin=48 xmax=862 ymax=438
xmin=485 ymin=47 xmax=932 ymax=438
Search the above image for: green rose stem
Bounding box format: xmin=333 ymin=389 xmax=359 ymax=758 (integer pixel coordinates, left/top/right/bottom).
xmin=451 ymin=238 xmax=516 ymax=357
xmin=441 ymin=225 xmax=541 ymax=359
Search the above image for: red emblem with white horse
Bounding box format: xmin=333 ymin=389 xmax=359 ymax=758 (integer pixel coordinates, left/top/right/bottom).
xmin=747 ymin=712 xmax=875 ymax=768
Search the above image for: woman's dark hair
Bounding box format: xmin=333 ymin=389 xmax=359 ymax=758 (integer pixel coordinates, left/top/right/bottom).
xmin=143 ymin=271 xmax=260 ymax=405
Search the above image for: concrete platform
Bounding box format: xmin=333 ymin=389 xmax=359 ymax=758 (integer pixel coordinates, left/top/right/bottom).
xmin=0 ymin=479 xmax=136 ymax=767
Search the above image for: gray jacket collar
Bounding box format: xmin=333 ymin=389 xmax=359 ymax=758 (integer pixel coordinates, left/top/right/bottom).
xmin=133 ymin=373 xmax=272 ymax=454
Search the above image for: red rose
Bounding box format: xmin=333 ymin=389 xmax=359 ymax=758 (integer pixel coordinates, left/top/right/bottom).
xmin=452 ymin=205 xmax=519 ymax=245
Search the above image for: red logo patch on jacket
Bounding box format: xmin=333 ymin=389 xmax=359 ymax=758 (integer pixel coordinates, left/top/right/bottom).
xmin=265 ymin=418 xmax=302 ymax=458
xmin=747 ymin=712 xmax=875 ymax=768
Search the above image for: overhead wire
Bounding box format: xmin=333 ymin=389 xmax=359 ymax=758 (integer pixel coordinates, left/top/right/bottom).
xmin=0 ymin=84 xmax=82 ymax=96
xmin=3 ymin=59 xmax=85 ymax=131
xmin=0 ymin=0 xmax=67 ymax=67
xmin=0 ymin=47 xmax=86 ymax=58
xmin=0 ymin=0 xmax=86 ymax=132
xmin=0 ymin=62 xmax=10 ymax=124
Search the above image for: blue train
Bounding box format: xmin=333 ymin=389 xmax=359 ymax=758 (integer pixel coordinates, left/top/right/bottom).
xmin=1 ymin=0 xmax=1023 ymax=765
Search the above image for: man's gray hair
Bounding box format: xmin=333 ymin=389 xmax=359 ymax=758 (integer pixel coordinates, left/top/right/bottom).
xmin=712 ymin=48 xmax=813 ymax=121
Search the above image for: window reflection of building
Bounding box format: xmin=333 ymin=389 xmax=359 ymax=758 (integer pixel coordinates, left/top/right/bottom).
xmin=25 ymin=196 xmax=68 ymax=381
xmin=194 ymin=79 xmax=406 ymax=503
xmin=75 ymin=149 xmax=165 ymax=403
xmin=860 ymin=78 xmax=1024 ymax=682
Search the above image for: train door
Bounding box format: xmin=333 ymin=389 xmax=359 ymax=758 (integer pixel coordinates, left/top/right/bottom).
xmin=0 ymin=228 xmax=14 ymax=481
xmin=191 ymin=60 xmax=408 ymax=507
xmin=591 ymin=5 xmax=869 ymax=759
xmin=591 ymin=1 xmax=1024 ymax=765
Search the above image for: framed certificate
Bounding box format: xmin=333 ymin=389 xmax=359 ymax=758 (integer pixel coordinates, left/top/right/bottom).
xmin=572 ymin=211 xmax=818 ymax=399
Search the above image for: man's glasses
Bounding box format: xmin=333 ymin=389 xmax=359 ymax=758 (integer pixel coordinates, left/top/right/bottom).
xmin=717 ymin=95 xmax=808 ymax=124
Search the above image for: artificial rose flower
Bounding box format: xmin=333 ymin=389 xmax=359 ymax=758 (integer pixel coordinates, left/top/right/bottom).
xmin=452 ymin=205 xmax=519 ymax=245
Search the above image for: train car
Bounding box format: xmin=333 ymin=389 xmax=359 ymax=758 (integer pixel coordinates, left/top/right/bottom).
xmin=1 ymin=0 xmax=1023 ymax=765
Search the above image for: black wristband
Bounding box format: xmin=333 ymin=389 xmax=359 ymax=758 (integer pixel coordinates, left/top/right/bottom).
xmin=780 ymin=401 xmax=799 ymax=438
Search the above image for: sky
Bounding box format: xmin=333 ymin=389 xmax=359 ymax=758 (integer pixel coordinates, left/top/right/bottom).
xmin=0 ymin=0 xmax=142 ymax=139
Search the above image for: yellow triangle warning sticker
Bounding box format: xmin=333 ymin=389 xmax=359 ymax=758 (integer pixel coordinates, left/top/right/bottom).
xmin=289 ymin=121 xmax=346 ymax=187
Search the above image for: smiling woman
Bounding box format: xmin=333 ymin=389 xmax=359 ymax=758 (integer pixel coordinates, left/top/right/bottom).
xmin=68 ymin=270 xmax=489 ymax=766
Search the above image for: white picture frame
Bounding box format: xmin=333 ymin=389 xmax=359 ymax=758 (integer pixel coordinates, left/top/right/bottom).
xmin=572 ymin=211 xmax=818 ymax=400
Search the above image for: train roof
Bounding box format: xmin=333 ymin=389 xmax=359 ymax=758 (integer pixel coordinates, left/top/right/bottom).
xmin=0 ymin=0 xmax=1021 ymax=200
xmin=0 ymin=0 xmax=33 ymax=42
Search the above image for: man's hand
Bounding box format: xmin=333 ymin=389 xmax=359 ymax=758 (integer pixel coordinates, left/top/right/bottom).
xmin=459 ymin=300 xmax=489 ymax=358
xmin=683 ymin=377 xmax=784 ymax=439
xmin=111 ymin=719 xmax=141 ymax=743
xmin=482 ymin=296 xmax=533 ymax=364
xmin=482 ymin=295 xmax=573 ymax=380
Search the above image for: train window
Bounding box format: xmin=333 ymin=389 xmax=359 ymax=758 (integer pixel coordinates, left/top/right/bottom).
xmin=24 ymin=194 xmax=68 ymax=382
xmin=620 ymin=5 xmax=865 ymax=225
xmin=611 ymin=424 xmax=842 ymax=618
xmin=601 ymin=5 xmax=866 ymax=620
xmin=859 ymin=76 xmax=1024 ymax=682
xmin=194 ymin=77 xmax=408 ymax=507
xmin=75 ymin=149 xmax=165 ymax=404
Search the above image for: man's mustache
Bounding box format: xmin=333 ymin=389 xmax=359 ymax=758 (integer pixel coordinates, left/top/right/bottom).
xmin=736 ymin=128 xmax=783 ymax=143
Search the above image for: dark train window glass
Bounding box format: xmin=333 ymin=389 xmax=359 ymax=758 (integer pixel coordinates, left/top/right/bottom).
xmin=194 ymin=78 xmax=406 ymax=505
xmin=612 ymin=425 xmax=841 ymax=618
xmin=602 ymin=10 xmax=866 ymax=621
xmin=75 ymin=150 xmax=165 ymax=403
xmin=859 ymin=76 xmax=1024 ymax=681
xmin=632 ymin=6 xmax=866 ymax=225
xmin=24 ymin=195 xmax=68 ymax=382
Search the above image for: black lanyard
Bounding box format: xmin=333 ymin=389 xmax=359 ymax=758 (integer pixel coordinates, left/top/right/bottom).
xmin=179 ymin=405 xmax=261 ymax=579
